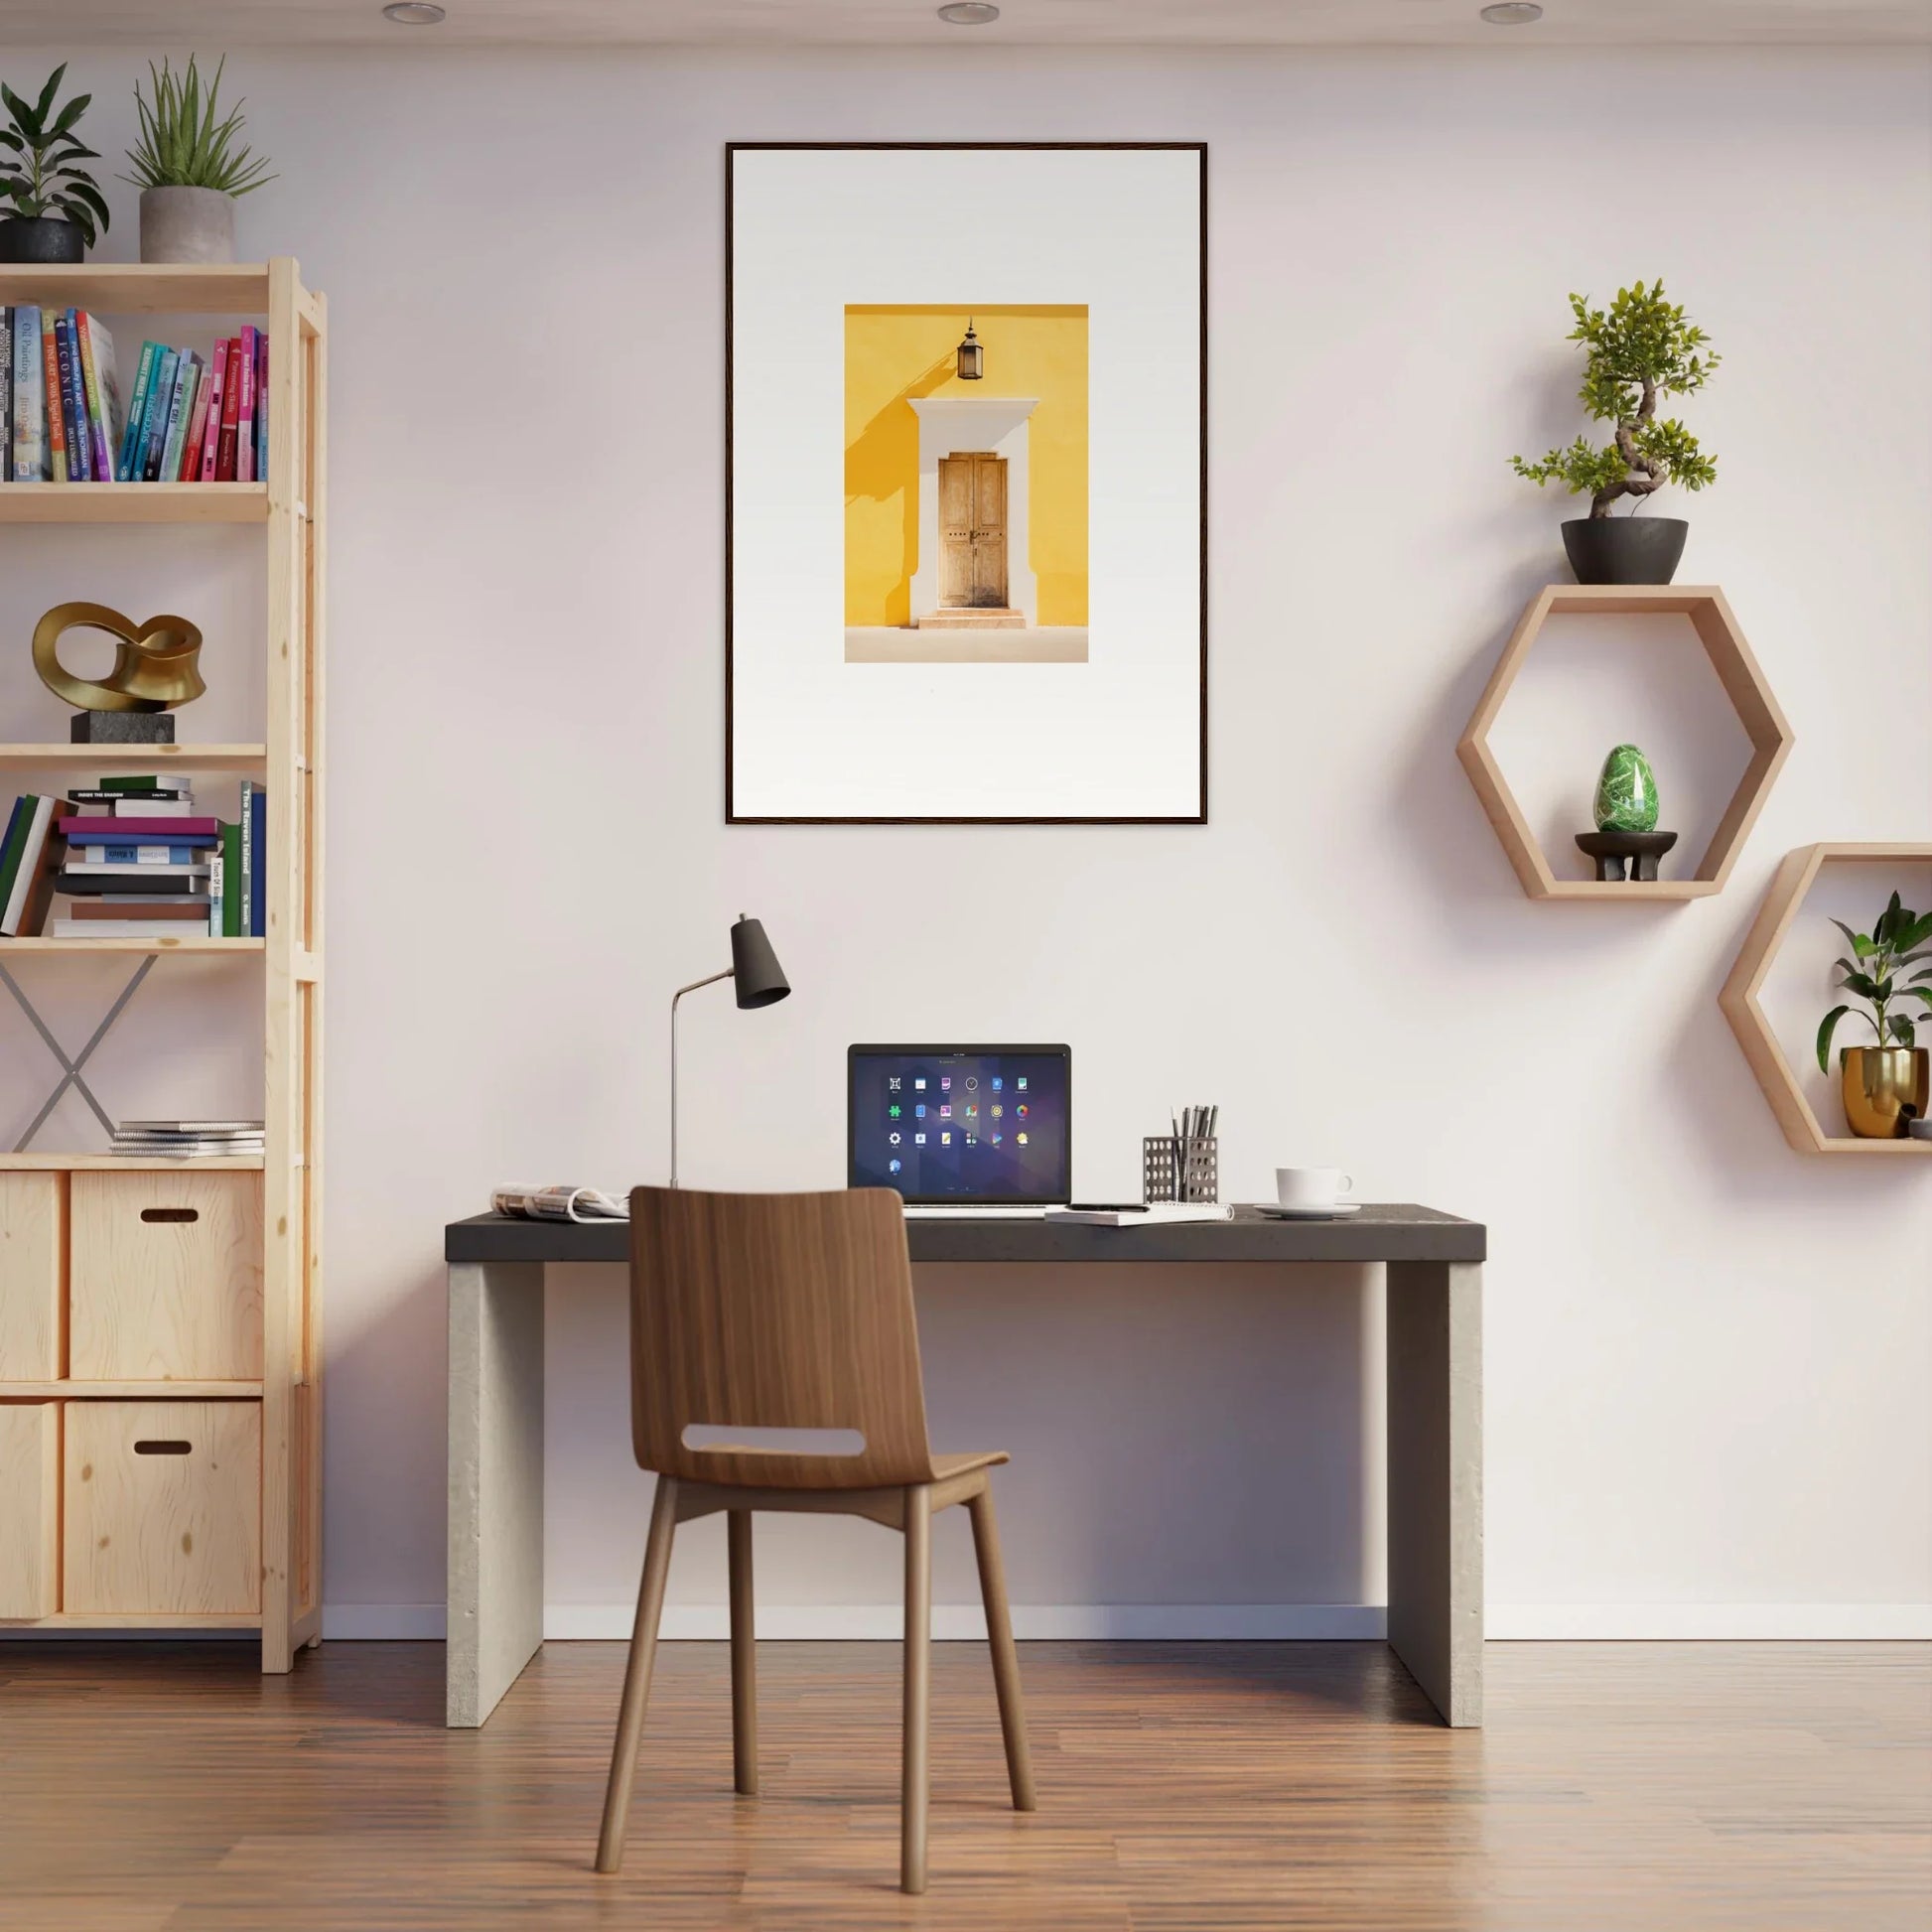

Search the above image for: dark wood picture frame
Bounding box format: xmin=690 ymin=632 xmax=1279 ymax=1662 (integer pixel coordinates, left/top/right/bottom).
xmin=725 ymin=141 xmax=1208 ymax=826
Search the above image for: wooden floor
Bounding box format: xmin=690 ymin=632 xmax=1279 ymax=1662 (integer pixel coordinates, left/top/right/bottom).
xmin=0 ymin=1640 xmax=1926 ymax=1930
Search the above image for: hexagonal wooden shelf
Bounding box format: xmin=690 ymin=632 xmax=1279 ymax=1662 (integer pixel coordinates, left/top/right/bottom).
xmin=1456 ymin=585 xmax=1795 ymax=900
xmin=1720 ymin=842 xmax=1932 ymax=1158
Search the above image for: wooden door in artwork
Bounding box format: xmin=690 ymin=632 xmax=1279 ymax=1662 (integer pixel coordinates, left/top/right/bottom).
xmin=937 ymin=454 xmax=1009 ymax=608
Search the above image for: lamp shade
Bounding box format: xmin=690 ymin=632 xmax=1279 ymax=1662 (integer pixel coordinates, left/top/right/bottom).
xmin=730 ymin=915 xmax=790 ymax=1009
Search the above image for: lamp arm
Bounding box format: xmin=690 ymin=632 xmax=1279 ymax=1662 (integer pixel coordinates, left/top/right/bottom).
xmin=668 ymin=968 xmax=736 ymax=1188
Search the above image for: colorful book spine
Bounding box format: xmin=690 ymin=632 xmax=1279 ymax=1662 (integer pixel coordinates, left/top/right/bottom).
xmin=41 ymin=312 xmax=67 ymax=484
xmin=159 ymin=353 xmax=200 ymax=485
xmin=0 ymin=308 xmax=11 ymax=476
xmin=118 ymin=341 xmax=159 ymax=481
xmin=248 ymin=785 xmax=266 ymax=938
xmin=238 ymin=780 xmax=255 ymax=937
xmin=76 ymin=312 xmax=120 ymax=483
xmin=215 ymin=339 xmax=241 ymax=481
xmin=219 ymin=821 xmax=241 ymax=936
xmin=12 ymin=307 xmax=45 ymax=480
xmin=235 ymin=326 xmax=258 ymax=484
xmin=55 ymin=313 xmax=89 ymax=482
xmin=254 ymin=332 xmax=268 ymax=480
xmin=0 ymin=795 xmax=59 ymax=936
xmin=60 ymin=815 xmax=220 ymax=839
xmin=0 ymin=796 xmax=30 ymax=907
xmin=197 ymin=340 xmax=228 ymax=481
xmin=179 ymin=357 xmax=212 ymax=481
xmin=139 ymin=347 xmax=180 ymax=483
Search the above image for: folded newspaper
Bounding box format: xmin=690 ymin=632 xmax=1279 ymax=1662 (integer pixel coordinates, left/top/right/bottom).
xmin=491 ymin=1184 xmax=630 ymax=1223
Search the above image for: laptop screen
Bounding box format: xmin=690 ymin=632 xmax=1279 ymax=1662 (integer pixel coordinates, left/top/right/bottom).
xmin=848 ymin=1044 xmax=1071 ymax=1204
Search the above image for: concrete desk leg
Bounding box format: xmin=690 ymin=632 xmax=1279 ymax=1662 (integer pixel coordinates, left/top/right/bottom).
xmin=448 ymin=1260 xmax=546 ymax=1727
xmin=1386 ymin=1260 xmax=1483 ymax=1726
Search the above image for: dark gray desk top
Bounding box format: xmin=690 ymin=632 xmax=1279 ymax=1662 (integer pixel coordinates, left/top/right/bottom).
xmin=445 ymin=1202 xmax=1483 ymax=1266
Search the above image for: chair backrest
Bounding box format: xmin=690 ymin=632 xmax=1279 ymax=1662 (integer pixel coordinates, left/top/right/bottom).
xmin=626 ymin=1185 xmax=938 ymax=1490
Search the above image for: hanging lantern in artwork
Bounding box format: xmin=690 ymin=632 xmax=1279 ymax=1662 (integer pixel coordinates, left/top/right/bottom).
xmin=956 ymin=318 xmax=984 ymax=380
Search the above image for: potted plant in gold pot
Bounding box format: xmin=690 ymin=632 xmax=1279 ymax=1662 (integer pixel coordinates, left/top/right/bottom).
xmin=1817 ymin=893 xmax=1932 ymax=1138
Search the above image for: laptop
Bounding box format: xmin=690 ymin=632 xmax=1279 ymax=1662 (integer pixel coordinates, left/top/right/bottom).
xmin=848 ymin=1043 xmax=1071 ymax=1217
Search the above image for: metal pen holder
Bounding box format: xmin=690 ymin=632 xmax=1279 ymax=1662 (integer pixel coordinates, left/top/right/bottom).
xmin=1143 ymin=1135 xmax=1219 ymax=1205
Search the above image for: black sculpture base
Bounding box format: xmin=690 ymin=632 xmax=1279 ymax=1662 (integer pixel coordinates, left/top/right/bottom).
xmin=70 ymin=711 xmax=175 ymax=744
xmin=1576 ymin=829 xmax=1679 ymax=882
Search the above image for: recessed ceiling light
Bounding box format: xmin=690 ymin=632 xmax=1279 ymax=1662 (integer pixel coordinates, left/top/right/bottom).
xmin=938 ymin=2 xmax=1001 ymax=23
xmin=1479 ymin=1 xmax=1543 ymax=20
xmin=382 ymin=1 xmax=447 ymax=21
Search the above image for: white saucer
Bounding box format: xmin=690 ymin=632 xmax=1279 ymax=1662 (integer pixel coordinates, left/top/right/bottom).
xmin=1251 ymin=1201 xmax=1361 ymax=1219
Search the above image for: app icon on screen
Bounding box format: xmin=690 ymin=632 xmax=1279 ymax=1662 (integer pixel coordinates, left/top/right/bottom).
xmin=990 ymin=1132 xmax=1003 ymax=1146
xmin=991 ymin=1076 xmax=1003 ymax=1092
xmin=915 ymin=1104 xmax=926 ymax=1119
xmin=965 ymin=1135 xmax=977 ymax=1146
xmin=965 ymin=1076 xmax=978 ymax=1090
xmin=914 ymin=1077 xmax=926 ymax=1090
xmin=991 ymin=1104 xmax=1003 ymax=1120
xmin=940 ymin=1132 xmax=952 ymax=1146
xmin=914 ymin=1133 xmax=926 ymax=1145
xmin=1017 ymin=1132 xmax=1028 ymax=1145
xmin=964 ymin=1104 xmax=977 ymax=1118
xmin=1017 ymin=1076 xmax=1028 ymax=1091
xmin=939 ymin=1105 xmax=951 ymax=1118
xmin=889 ymin=1159 xmax=902 ymax=1173
xmin=890 ymin=1104 xmax=901 ymax=1119
xmin=940 ymin=1076 xmax=951 ymax=1091
xmin=890 ymin=1132 xmax=901 ymax=1145
xmin=1016 ymin=1104 xmax=1028 ymax=1119
xmin=889 ymin=1076 xmax=902 ymax=1091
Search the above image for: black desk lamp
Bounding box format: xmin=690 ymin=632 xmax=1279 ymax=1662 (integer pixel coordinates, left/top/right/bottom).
xmin=668 ymin=914 xmax=790 ymax=1186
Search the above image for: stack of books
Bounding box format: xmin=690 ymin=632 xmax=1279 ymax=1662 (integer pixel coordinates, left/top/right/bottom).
xmin=111 ymin=1119 xmax=265 ymax=1160
xmin=0 ymin=776 xmax=267 ymax=938
xmin=2 ymin=308 xmax=268 ymax=484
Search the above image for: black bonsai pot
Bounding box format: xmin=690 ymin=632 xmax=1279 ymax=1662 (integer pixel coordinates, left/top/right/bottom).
xmin=0 ymin=215 xmax=86 ymax=264
xmin=1562 ymin=516 xmax=1688 ymax=586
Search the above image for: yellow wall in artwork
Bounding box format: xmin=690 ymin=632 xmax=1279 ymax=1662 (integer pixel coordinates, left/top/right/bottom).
xmin=845 ymin=305 xmax=1088 ymax=627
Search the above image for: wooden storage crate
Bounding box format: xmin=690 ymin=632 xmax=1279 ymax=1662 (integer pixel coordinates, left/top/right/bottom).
xmin=0 ymin=1402 xmax=61 ymax=1618
xmin=64 ymin=1401 xmax=261 ymax=1615
xmin=69 ymin=1172 xmax=264 ymax=1382
xmin=0 ymin=1173 xmax=65 ymax=1380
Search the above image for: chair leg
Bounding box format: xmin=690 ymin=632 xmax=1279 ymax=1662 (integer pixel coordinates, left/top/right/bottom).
xmin=595 ymin=1475 xmax=680 ymax=1874
xmin=967 ymin=1484 xmax=1037 ymax=1812
xmin=901 ymin=1483 xmax=932 ymax=1895
xmin=728 ymin=1508 xmax=758 ymax=1796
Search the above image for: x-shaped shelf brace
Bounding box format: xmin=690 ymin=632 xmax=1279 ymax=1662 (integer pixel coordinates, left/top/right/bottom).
xmin=0 ymin=955 xmax=158 ymax=1152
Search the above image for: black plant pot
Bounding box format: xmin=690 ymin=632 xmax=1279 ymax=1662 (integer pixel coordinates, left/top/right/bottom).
xmin=0 ymin=215 xmax=86 ymax=264
xmin=1561 ymin=516 xmax=1688 ymax=586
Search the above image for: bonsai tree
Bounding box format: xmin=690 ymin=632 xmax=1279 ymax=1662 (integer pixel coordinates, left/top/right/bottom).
xmin=1512 ymin=281 xmax=1718 ymax=518
xmin=123 ymin=57 xmax=275 ymax=200
xmin=1817 ymin=893 xmax=1932 ymax=1071
xmin=0 ymin=65 xmax=110 ymax=246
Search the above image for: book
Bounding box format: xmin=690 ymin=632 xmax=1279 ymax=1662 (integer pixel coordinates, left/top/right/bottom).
xmin=120 ymin=1119 xmax=264 ymax=1134
xmin=12 ymin=307 xmax=45 ymax=480
xmin=0 ymin=306 xmax=10 ymax=469
xmin=55 ymin=312 xmax=88 ymax=482
xmin=246 ymin=783 xmax=266 ymax=938
xmin=60 ymin=815 xmax=221 ymax=839
xmin=66 ymin=787 xmax=193 ymax=804
xmin=179 ymin=354 xmax=212 ymax=481
xmin=48 ymin=918 xmax=203 ymax=938
xmin=1043 ymin=1203 xmax=1234 ymax=1227
xmin=235 ymin=326 xmax=258 ymax=484
xmin=219 ymin=819 xmax=241 ymax=936
xmin=0 ymin=796 xmax=30 ymax=909
xmin=98 ymin=773 xmax=174 ymax=793
xmin=40 ymin=312 xmax=67 ymax=483
xmin=76 ymin=312 xmax=120 ymax=483
xmin=1 ymin=795 xmax=60 ymax=935
xmin=59 ymin=869 xmax=209 ymax=896
xmin=136 ymin=346 xmax=178 ymax=482
xmin=215 ymin=338 xmax=241 ymax=481
xmin=67 ymin=898 xmax=210 ymax=920
xmin=254 ymin=332 xmax=268 ymax=479
xmin=118 ymin=340 xmax=159 ymax=480
xmin=198 ymin=339 xmax=228 ymax=481
xmin=158 ymin=353 xmax=200 ymax=485
xmin=71 ymin=844 xmax=209 ymax=864
xmin=75 ymin=796 xmax=198 ymax=819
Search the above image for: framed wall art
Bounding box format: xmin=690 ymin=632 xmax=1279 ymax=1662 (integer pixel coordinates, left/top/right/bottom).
xmin=726 ymin=142 xmax=1207 ymax=824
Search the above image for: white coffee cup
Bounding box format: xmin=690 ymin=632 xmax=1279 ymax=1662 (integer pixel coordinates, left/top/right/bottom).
xmin=1276 ymin=1167 xmax=1353 ymax=1211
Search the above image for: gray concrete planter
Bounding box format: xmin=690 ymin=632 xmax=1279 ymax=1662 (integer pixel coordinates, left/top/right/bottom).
xmin=139 ymin=186 xmax=236 ymax=264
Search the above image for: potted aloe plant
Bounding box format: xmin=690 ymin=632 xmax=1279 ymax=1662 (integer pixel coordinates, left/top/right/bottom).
xmin=1817 ymin=893 xmax=1932 ymax=1138
xmin=1511 ymin=281 xmax=1719 ymax=586
xmin=123 ymin=57 xmax=274 ymax=265
xmin=0 ymin=66 xmax=110 ymax=263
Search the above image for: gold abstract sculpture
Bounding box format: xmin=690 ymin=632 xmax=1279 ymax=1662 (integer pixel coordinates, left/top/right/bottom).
xmin=33 ymin=602 xmax=206 ymax=713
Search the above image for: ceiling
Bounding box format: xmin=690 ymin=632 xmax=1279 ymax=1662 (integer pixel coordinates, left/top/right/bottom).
xmin=8 ymin=0 xmax=1930 ymax=45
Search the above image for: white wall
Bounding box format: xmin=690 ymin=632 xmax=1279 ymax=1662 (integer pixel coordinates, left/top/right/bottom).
xmin=5 ymin=44 xmax=1929 ymax=1640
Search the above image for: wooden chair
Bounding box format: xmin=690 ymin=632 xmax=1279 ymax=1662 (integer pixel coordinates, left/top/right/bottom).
xmin=594 ymin=1185 xmax=1036 ymax=1893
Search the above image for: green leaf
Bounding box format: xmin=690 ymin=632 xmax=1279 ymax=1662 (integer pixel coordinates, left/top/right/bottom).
xmin=1841 ymin=970 xmax=1881 ymax=1002
xmin=1817 ymin=1005 xmax=1851 ymax=1072
xmin=1889 ymin=1015 xmax=1917 ymax=1046
xmin=1831 ymin=919 xmax=1874 ymax=958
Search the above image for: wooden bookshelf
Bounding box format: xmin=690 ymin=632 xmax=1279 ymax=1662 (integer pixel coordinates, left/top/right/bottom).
xmin=0 ymin=483 xmax=267 ymax=524
xmin=0 ymin=261 xmax=326 ymax=1670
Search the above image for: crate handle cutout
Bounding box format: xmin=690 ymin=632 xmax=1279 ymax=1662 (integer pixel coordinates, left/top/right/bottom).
xmin=140 ymin=1207 xmax=200 ymax=1224
xmin=133 ymin=1440 xmax=193 ymax=1455
xmin=681 ymin=1424 xmax=866 ymax=1456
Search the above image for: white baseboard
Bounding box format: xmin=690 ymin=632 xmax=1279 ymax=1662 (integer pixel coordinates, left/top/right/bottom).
xmin=555 ymin=1603 xmax=1389 ymax=1641
xmin=1487 ymin=1603 xmax=1932 ymax=1640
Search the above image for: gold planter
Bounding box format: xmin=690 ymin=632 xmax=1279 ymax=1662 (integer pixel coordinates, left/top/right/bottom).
xmin=1840 ymin=1045 xmax=1930 ymax=1139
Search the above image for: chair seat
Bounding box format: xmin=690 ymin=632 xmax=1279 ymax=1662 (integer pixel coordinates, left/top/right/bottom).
xmin=930 ymin=1450 xmax=1008 ymax=1481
